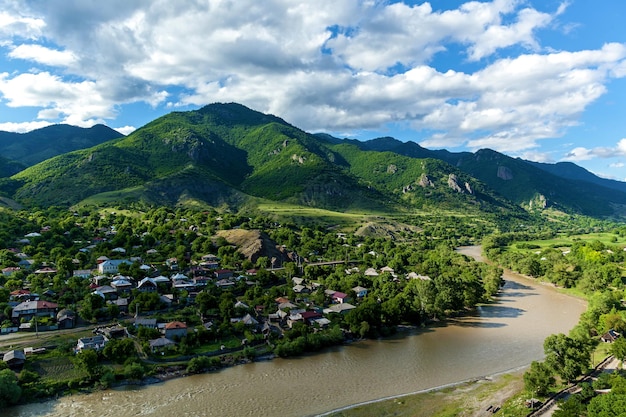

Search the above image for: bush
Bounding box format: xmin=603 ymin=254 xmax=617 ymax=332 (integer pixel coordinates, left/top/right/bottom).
xmin=123 ymin=362 xmax=145 ymax=380
xmin=186 ymin=356 xmax=220 ymax=374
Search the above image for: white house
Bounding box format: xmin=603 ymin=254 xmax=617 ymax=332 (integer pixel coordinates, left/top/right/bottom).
xmin=98 ymin=259 xmax=132 ymax=275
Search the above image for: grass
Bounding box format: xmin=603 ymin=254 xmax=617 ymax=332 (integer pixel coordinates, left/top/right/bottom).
xmin=328 ymin=371 xmax=530 ymax=417
xmin=517 ymin=232 xmax=624 ymax=250
xmin=256 ymin=202 xmax=384 ymax=228
xmin=31 ymin=355 xmax=87 ymax=382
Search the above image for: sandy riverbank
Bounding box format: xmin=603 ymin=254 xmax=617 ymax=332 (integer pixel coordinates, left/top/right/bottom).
xmin=322 ymin=368 xmax=527 ymax=417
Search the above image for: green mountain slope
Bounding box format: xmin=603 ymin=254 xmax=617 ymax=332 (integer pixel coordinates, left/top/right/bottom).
xmin=331 ymin=135 xmax=626 ymax=216
xmin=0 ymin=124 xmax=124 ymax=168
xmin=0 ymin=156 xmax=25 ymax=177
xmin=527 ymin=160 xmax=626 ymax=194
xmin=3 ymin=103 xmax=501 ymax=214
xmin=6 ymin=104 xmax=389 ymax=210
xmin=5 ymin=102 xmax=623 ymax=218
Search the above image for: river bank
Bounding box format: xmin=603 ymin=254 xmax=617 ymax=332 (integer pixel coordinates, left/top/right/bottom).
xmin=324 ymin=369 xmax=527 ymax=417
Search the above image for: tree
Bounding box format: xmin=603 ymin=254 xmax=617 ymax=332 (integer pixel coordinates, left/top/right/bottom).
xmin=544 ymin=333 xmax=591 ymax=383
xmin=195 ymin=290 xmax=218 ymax=316
xmin=74 ymin=349 xmax=100 ymax=378
xmin=524 ymin=360 xmax=556 ymax=396
xmin=588 ymin=392 xmax=626 ymax=416
xmin=610 ymin=337 xmax=626 ymax=368
xmin=102 ymin=338 xmax=137 ymax=364
xmin=0 ymin=369 xmax=21 ymax=408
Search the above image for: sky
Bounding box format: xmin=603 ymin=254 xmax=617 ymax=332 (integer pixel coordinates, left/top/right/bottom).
xmin=1 ymin=1 xmax=626 ymax=179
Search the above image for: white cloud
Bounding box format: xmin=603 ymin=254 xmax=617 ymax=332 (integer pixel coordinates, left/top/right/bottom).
xmin=9 ymin=44 xmax=77 ymax=67
xmin=0 ymin=9 xmax=45 ymax=40
xmin=113 ymin=125 xmax=136 ymax=135
xmin=0 ymin=0 xmax=623 ymax=158
xmin=0 ymin=120 xmax=52 ymax=133
xmin=520 ymin=150 xmax=554 ymax=163
xmin=562 ymin=138 xmax=626 ymax=162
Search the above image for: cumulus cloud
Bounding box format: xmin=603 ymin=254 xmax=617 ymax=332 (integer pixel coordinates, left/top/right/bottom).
xmin=113 ymin=125 xmax=136 ymax=135
xmin=562 ymin=138 xmax=626 ymax=161
xmin=0 ymin=120 xmax=52 ymax=133
xmin=0 ymin=0 xmax=624 ymax=160
xmin=8 ymin=44 xmax=77 ymax=67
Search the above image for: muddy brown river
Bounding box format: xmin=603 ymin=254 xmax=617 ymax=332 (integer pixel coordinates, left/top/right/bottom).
xmin=8 ymin=246 xmax=586 ymax=417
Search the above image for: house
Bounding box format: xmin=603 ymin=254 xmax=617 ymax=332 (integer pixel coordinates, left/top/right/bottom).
xmin=241 ymin=313 xmax=259 ymax=326
xmin=35 ymin=266 xmax=57 ymax=275
xmin=323 ymin=303 xmax=356 ymax=315
xmin=57 ymin=309 xmax=76 ymax=329
xmin=3 ymin=349 xmax=26 ymax=370
xmin=96 ymin=255 xmax=110 ymax=264
xmin=149 ymin=337 xmax=176 ymax=353
xmin=302 ymin=310 xmax=323 ymax=325
xmin=293 ymin=284 xmax=308 ymax=293
xmin=331 ymin=292 xmax=349 ymax=304
xmin=166 ymin=257 xmax=179 ymax=270
xmin=364 ymin=267 xmax=379 ymax=276
xmin=73 ymin=269 xmax=92 ymax=279
xmin=18 ymin=259 xmax=34 ymax=269
xmin=98 ymin=259 xmax=131 ymax=275
xmin=109 ymin=297 xmax=129 ymax=313
xmin=93 ymin=285 xmax=118 ymax=300
xmin=11 ymin=300 xmax=59 ymax=322
xmin=215 ymin=269 xmax=233 ymax=280
xmin=164 ymin=321 xmax=188 ymax=340
xmin=216 ymin=279 xmax=236 ymax=288
xmin=201 ymin=254 xmax=219 ymax=262
xmin=312 ymin=317 xmax=331 ymax=328
xmin=2 ymin=266 xmax=20 ymax=276
xmin=352 ymin=286 xmax=368 ymax=298
xmin=137 ymin=277 xmax=158 ymax=293
xmin=407 ymin=272 xmax=431 ymax=280
xmin=601 ymin=329 xmax=621 ymax=343
xmin=287 ymin=313 xmax=304 ymax=328
xmin=135 ymin=318 xmax=157 ymax=329
xmin=77 ymin=335 xmax=108 ymax=352
xmin=111 ymin=277 xmax=134 ymax=293
xmin=235 ymin=301 xmax=250 ymax=310
xmin=10 ymin=289 xmax=33 ymax=301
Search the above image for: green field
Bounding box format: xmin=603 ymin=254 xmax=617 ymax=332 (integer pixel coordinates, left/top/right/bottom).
xmin=515 ymin=232 xmax=626 ymax=251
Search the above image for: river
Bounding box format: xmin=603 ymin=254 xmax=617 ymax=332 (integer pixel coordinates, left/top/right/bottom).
xmin=8 ymin=246 xmax=587 ymax=417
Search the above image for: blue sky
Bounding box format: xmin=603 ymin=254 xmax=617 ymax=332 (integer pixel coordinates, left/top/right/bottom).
xmin=1 ymin=1 xmax=626 ymax=179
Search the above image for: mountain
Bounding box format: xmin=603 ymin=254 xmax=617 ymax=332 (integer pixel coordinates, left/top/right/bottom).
xmin=331 ymin=135 xmax=626 ymax=217
xmin=527 ymin=161 xmax=626 ymax=194
xmin=3 ymin=103 xmax=626 ymax=218
xmin=2 ymin=103 xmax=521 ymax=217
xmin=0 ymin=156 xmax=25 ymax=177
xmin=0 ymin=124 xmax=124 ymax=168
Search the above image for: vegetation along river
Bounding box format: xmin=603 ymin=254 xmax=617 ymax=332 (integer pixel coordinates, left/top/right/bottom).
xmin=8 ymin=246 xmax=586 ymax=417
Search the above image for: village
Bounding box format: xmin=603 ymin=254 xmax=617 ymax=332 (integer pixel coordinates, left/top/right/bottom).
xmin=0 ymin=206 xmax=505 ymax=409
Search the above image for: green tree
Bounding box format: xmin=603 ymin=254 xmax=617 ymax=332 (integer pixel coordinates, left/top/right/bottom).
xmin=102 ymin=338 xmax=137 ymax=364
xmin=524 ymin=360 xmax=556 ymax=396
xmin=544 ymin=333 xmax=591 ymax=383
xmin=554 ymin=395 xmax=587 ymax=417
xmin=0 ymin=369 xmax=21 ymax=408
xmin=74 ymin=349 xmax=100 ymax=378
xmin=588 ymin=392 xmax=626 ymax=416
xmin=610 ymin=337 xmax=626 ymax=368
